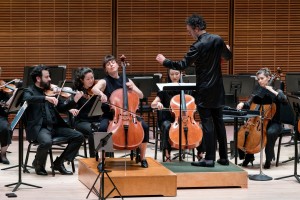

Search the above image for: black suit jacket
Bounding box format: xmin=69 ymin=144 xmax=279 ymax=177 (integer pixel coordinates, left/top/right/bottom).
xmin=22 ymin=85 xmax=77 ymax=141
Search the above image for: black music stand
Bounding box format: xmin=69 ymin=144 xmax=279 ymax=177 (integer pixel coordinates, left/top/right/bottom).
xmin=88 ymin=96 xmax=103 ymax=160
xmin=248 ymin=95 xmax=273 ymax=181
xmin=159 ymin=83 xmax=196 ymax=161
xmin=275 ymin=94 xmax=300 ymax=182
xmin=86 ymin=132 xmax=123 ymax=200
xmin=4 ymin=92 xmax=42 ymax=191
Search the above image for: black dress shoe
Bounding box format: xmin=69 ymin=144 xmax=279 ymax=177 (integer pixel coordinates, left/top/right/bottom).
xmin=191 ymin=159 xmax=215 ymax=167
xmin=217 ymin=158 xmax=229 ymax=166
xmin=141 ymin=159 xmax=148 ymax=168
xmin=263 ymin=161 xmax=271 ymax=169
xmin=34 ymin=164 xmax=48 ymax=176
xmin=53 ymin=163 xmax=73 ymax=175
xmin=0 ymin=155 xmax=10 ymax=165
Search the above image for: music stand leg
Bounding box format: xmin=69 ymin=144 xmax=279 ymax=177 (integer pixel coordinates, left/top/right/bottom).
xmin=86 ymin=150 xmax=123 ymax=200
xmin=275 ymin=120 xmax=300 ymax=183
xmin=248 ymin=106 xmax=272 ymax=181
xmin=5 ymin=121 xmax=42 ymax=191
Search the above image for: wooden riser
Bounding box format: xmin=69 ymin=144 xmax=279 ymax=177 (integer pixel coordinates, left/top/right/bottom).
xmin=78 ymin=157 xmax=177 ymax=198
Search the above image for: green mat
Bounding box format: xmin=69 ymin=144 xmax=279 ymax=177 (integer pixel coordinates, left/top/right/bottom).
xmin=162 ymin=161 xmax=245 ymax=173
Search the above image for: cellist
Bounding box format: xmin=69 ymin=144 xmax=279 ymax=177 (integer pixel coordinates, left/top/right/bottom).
xmin=91 ymin=55 xmax=149 ymax=168
xmin=236 ymin=68 xmax=287 ymax=169
xmin=151 ymin=69 xmax=205 ymax=162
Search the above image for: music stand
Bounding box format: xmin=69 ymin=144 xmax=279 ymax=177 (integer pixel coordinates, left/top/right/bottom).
xmin=87 ymin=96 xmax=103 ymax=160
xmin=248 ymin=95 xmax=273 ymax=181
xmin=158 ymin=82 xmax=196 ymax=161
xmin=86 ymin=132 xmax=123 ymax=200
xmin=275 ymin=94 xmax=300 ymax=182
xmin=4 ymin=94 xmax=42 ymax=191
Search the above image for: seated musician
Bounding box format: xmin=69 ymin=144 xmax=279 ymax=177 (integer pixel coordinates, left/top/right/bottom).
xmin=151 ymin=69 xmax=204 ymax=162
xmin=0 ymin=68 xmax=17 ymax=165
xmin=91 ymin=55 xmax=149 ymax=168
xmin=236 ymin=68 xmax=287 ymax=169
xmin=69 ymin=67 xmax=99 ymax=158
xmin=22 ymin=65 xmax=85 ymax=175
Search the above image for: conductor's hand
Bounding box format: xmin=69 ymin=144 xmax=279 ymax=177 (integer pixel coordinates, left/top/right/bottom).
xmin=46 ymin=96 xmax=58 ymax=106
xmin=226 ymin=45 xmax=231 ymax=50
xmin=156 ymin=54 xmax=166 ymax=65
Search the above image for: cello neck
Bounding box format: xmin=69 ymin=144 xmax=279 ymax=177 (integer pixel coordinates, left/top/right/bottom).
xmin=120 ymin=55 xmax=128 ymax=111
xmin=180 ymin=74 xmax=187 ymax=112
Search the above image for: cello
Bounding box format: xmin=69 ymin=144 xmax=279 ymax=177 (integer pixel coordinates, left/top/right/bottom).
xmin=168 ymin=75 xmax=203 ymax=150
xmin=237 ymin=71 xmax=279 ymax=154
xmin=107 ymin=55 xmax=144 ymax=150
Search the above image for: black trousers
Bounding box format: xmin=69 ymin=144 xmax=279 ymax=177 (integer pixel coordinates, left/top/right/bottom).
xmin=35 ymin=127 xmax=84 ymax=165
xmin=98 ymin=117 xmax=149 ymax=143
xmin=197 ymin=106 xmax=228 ymax=161
xmin=239 ymin=121 xmax=282 ymax=162
xmin=0 ymin=116 xmax=12 ymax=148
xmin=74 ymin=121 xmax=96 ymax=157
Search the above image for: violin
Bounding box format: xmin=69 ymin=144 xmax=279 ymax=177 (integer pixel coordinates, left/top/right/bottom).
xmin=0 ymin=79 xmax=19 ymax=94
xmin=237 ymin=70 xmax=280 ymax=154
xmin=168 ymin=75 xmax=203 ymax=150
xmin=44 ymin=84 xmax=77 ymax=99
xmin=107 ymin=55 xmax=144 ymax=150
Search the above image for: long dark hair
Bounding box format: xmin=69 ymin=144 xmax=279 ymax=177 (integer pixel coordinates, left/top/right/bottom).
xmin=73 ymin=67 xmax=93 ymax=90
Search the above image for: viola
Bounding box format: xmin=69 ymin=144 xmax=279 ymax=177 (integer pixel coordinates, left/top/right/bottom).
xmin=107 ymin=55 xmax=144 ymax=150
xmin=168 ymin=75 xmax=203 ymax=150
xmin=237 ymin=70 xmax=280 ymax=154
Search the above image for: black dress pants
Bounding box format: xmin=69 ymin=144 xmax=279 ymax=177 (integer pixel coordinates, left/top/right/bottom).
xmin=35 ymin=127 xmax=84 ymax=165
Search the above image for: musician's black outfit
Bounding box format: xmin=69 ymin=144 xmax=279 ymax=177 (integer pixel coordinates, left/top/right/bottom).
xmin=239 ymin=86 xmax=287 ymax=168
xmin=162 ymin=32 xmax=232 ymax=167
xmin=73 ymin=92 xmax=100 ymax=158
xmin=0 ymin=91 xmax=13 ymax=164
xmin=23 ymin=85 xmax=84 ymax=175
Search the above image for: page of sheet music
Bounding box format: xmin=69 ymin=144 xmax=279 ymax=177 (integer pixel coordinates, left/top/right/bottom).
xmin=156 ymin=83 xmax=196 ymax=91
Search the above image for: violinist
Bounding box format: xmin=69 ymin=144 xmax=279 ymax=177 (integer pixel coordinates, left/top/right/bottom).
xmin=0 ymin=68 xmax=16 ymax=165
xmin=236 ymin=68 xmax=287 ymax=169
xmin=91 ymin=55 xmax=149 ymax=168
xmin=156 ymin=14 xmax=232 ymax=167
xmin=22 ymin=65 xmax=85 ymax=176
xmin=68 ymin=67 xmax=99 ymax=158
xmin=151 ymin=69 xmax=204 ymax=162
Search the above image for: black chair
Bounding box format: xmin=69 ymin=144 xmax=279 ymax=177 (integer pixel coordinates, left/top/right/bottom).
xmin=276 ymin=126 xmax=294 ymax=166
xmin=275 ymin=99 xmax=296 ymax=167
xmin=23 ymin=137 xmax=75 ymax=176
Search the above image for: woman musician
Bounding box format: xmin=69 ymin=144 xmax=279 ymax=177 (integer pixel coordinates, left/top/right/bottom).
xmin=151 ymin=69 xmax=204 ymax=162
xmin=91 ymin=55 xmax=149 ymax=168
xmin=236 ymin=68 xmax=287 ymax=169
xmin=0 ymin=69 xmax=21 ymax=165
xmin=69 ymin=67 xmax=99 ymax=158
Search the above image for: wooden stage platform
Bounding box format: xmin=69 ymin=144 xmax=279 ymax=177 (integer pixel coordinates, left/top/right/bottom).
xmin=78 ymin=157 xmax=248 ymax=198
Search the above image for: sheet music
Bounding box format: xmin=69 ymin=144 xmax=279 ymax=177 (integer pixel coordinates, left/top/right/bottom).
xmin=10 ymin=101 xmax=27 ymax=130
xmin=156 ymin=83 xmax=196 ymax=91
